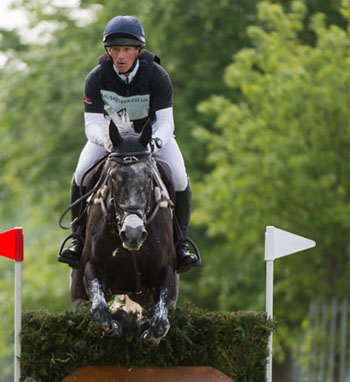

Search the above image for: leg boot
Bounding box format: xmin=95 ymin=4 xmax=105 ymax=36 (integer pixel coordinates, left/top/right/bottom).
xmin=58 ymin=177 xmax=87 ymax=268
xmin=174 ymin=182 xmax=201 ymax=273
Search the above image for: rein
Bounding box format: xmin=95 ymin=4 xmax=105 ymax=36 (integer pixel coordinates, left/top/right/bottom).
xmin=59 ymin=150 xmax=172 ymax=234
xmin=58 ymin=153 xmax=109 ymax=230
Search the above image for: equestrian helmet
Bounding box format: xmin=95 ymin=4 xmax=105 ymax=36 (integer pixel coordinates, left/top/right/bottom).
xmin=103 ymin=15 xmax=146 ymax=47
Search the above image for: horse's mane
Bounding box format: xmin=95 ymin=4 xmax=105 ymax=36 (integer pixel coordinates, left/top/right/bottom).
xmin=104 ymin=106 xmax=136 ymax=151
xmin=106 ymin=106 xmax=135 ymax=134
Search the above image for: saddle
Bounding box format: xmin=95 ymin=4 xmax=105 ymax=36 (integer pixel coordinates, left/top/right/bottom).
xmin=152 ymin=159 xmax=176 ymax=205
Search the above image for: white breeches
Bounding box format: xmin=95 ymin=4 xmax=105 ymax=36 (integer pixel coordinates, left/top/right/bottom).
xmin=74 ymin=137 xmax=188 ymax=191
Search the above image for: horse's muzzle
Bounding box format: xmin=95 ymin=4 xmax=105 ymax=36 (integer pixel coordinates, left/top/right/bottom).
xmin=120 ymin=214 xmax=148 ymax=251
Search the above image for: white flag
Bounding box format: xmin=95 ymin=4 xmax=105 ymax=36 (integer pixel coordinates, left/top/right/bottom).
xmin=264 ymin=226 xmax=316 ymax=261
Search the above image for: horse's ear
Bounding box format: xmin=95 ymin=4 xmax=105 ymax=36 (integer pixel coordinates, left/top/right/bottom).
xmin=139 ymin=119 xmax=152 ymax=148
xmin=109 ymin=120 xmax=123 ymax=147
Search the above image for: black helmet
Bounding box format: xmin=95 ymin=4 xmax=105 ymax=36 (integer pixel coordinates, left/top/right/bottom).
xmin=103 ymin=15 xmax=146 ymax=47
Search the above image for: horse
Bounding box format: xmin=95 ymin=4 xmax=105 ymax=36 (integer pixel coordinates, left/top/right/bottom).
xmin=70 ymin=118 xmax=178 ymax=346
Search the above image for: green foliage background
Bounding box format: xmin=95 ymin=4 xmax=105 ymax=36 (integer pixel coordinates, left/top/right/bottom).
xmin=0 ymin=0 xmax=348 ymax=380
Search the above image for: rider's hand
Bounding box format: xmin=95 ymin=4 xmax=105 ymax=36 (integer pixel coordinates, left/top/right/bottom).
xmin=149 ymin=137 xmax=163 ymax=153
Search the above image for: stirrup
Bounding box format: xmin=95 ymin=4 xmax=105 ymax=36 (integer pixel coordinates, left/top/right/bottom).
xmin=57 ymin=233 xmax=82 ymax=269
xmin=176 ymin=237 xmax=201 ymax=273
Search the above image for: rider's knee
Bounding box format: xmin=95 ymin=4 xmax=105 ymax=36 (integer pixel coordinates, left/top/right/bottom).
xmin=173 ymin=174 xmax=188 ymax=192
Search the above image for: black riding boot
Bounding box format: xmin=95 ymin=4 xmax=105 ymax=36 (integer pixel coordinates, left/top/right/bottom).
xmin=58 ymin=177 xmax=86 ymax=269
xmin=175 ymin=182 xmax=201 ymax=273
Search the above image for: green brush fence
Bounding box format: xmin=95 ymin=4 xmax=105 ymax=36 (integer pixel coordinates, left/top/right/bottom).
xmin=20 ymin=304 xmax=274 ymax=382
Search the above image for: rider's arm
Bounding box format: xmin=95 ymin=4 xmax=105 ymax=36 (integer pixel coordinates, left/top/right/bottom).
xmin=83 ymin=66 xmax=112 ymax=151
xmin=152 ymin=107 xmax=174 ymax=149
xmin=150 ymin=66 xmax=174 ymax=150
xmin=84 ymin=112 xmax=112 ymax=151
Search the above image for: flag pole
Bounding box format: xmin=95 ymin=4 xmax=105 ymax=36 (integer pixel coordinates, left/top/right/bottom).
xmin=0 ymin=227 xmax=24 ymax=382
xmin=264 ymin=226 xmax=315 ymax=382
xmin=265 ymin=259 xmax=274 ymax=382
xmin=14 ymin=227 xmax=23 ymax=382
xmin=265 ymin=227 xmax=274 ymax=382
xmin=14 ymin=260 xmax=22 ymax=382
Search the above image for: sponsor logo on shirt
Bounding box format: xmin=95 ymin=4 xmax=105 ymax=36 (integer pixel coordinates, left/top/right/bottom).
xmin=100 ymin=90 xmax=150 ymax=120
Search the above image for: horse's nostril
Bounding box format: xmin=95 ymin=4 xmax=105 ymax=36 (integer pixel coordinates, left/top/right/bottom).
xmin=120 ymin=230 xmax=127 ymax=242
xmin=141 ymin=230 xmax=148 ymax=242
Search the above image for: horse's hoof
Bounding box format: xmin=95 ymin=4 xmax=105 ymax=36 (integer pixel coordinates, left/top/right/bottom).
xmin=151 ymin=317 xmax=170 ymax=339
xmin=112 ymin=309 xmax=128 ymax=328
xmin=137 ymin=318 xmax=151 ymax=335
xmin=105 ymin=320 xmax=123 ymax=337
xmin=140 ymin=329 xmax=161 ymax=347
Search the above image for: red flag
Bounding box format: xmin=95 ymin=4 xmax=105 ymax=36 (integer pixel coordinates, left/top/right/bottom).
xmin=0 ymin=228 xmax=23 ymax=262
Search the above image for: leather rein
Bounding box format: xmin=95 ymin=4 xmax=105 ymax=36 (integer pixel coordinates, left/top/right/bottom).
xmin=59 ymin=151 xmax=173 ymax=231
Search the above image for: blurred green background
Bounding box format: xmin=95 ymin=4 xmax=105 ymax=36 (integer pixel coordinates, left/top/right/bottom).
xmin=0 ymin=0 xmax=349 ymax=380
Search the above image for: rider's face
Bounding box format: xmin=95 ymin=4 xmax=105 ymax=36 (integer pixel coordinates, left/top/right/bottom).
xmin=108 ymin=46 xmax=141 ymax=74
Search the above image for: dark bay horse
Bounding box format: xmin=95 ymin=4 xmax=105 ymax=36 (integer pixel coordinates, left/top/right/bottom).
xmin=70 ymin=119 xmax=178 ymax=346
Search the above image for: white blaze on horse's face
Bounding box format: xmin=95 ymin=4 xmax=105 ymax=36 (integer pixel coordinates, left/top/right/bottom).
xmin=120 ymin=214 xmax=148 ymax=251
xmin=111 ymin=160 xmax=152 ymax=251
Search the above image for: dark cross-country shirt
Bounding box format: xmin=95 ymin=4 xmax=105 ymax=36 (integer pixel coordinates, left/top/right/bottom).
xmin=83 ymin=50 xmax=172 ymax=132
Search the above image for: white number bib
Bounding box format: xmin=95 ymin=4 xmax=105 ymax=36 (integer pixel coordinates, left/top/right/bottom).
xmin=101 ymin=90 xmax=150 ymax=120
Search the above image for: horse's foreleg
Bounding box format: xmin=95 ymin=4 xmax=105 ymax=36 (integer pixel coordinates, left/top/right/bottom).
xmin=70 ymin=268 xmax=88 ymax=309
xmin=141 ymin=266 xmax=177 ymax=346
xmin=84 ymin=262 xmax=123 ymax=336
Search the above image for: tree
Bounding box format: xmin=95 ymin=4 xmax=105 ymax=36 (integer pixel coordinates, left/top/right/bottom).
xmin=193 ymin=0 xmax=350 ymax=361
xmin=0 ymin=0 xmax=348 ymax=379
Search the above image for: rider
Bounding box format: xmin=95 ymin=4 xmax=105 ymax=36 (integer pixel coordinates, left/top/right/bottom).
xmin=59 ymin=15 xmax=200 ymax=273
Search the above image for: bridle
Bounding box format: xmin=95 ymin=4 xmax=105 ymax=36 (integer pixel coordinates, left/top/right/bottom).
xmin=104 ymin=150 xmax=172 ymax=233
xmin=107 ymin=151 xmax=152 ymax=231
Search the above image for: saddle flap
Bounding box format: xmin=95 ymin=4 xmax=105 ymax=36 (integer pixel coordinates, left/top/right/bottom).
xmin=152 ymin=159 xmax=175 ymax=205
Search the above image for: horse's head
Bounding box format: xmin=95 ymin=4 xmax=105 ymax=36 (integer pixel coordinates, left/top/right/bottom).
xmin=107 ymin=118 xmax=153 ymax=251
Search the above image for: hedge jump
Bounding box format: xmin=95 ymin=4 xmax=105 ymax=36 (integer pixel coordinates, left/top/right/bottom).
xmin=21 ymin=304 xmax=273 ymax=382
